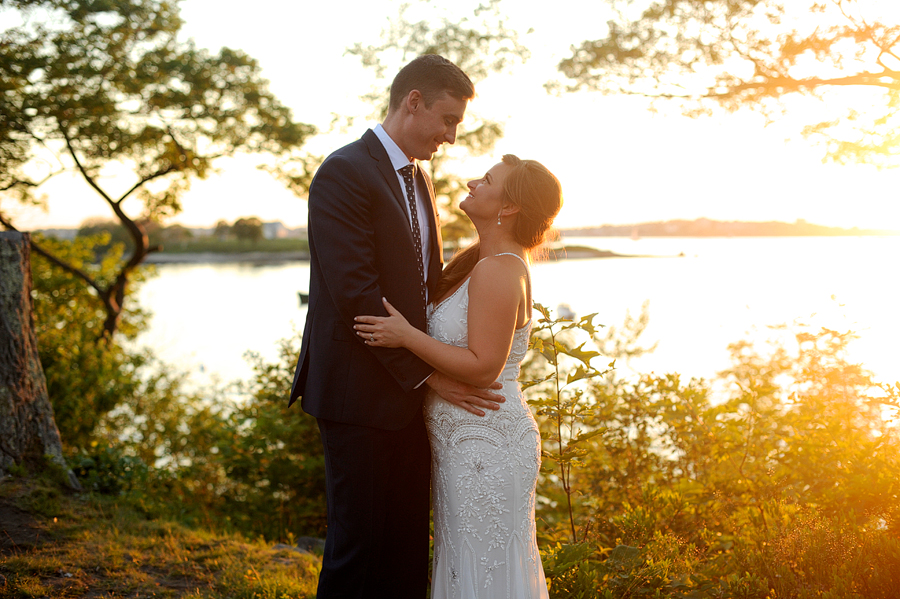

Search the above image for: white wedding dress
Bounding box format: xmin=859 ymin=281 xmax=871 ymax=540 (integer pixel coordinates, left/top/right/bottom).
xmin=424 ymin=254 xmax=549 ymax=599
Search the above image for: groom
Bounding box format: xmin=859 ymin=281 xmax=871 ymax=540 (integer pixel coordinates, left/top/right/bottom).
xmin=289 ymin=55 xmax=503 ymax=598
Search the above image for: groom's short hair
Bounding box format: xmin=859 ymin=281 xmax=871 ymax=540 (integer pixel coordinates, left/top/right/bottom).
xmin=389 ymin=55 xmax=475 ymax=112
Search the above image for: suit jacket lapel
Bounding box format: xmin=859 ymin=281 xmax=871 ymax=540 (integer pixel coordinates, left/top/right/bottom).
xmin=363 ymin=129 xmax=410 ymax=220
xmin=363 ymin=128 xmax=443 ymax=292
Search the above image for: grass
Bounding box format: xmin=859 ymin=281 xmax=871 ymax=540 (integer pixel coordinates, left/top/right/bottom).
xmin=0 ymin=477 xmax=320 ymax=598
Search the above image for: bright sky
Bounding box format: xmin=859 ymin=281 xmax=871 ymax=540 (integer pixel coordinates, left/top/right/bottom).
xmin=6 ymin=0 xmax=900 ymax=231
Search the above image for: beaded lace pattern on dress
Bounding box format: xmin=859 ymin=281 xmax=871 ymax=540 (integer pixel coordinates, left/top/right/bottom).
xmin=425 ymin=253 xmax=549 ymax=599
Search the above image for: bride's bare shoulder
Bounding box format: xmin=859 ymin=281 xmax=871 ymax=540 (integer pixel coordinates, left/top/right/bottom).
xmin=470 ymin=254 xmax=527 ymax=287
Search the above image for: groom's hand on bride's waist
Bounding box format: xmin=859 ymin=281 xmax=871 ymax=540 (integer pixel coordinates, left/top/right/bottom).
xmin=425 ymin=371 xmax=504 ymax=417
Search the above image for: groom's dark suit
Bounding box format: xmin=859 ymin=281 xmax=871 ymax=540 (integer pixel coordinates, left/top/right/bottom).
xmin=289 ymin=128 xmax=443 ymax=598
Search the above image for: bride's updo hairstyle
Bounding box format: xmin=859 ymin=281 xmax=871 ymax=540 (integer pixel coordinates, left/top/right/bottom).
xmin=434 ymin=154 xmax=563 ymax=301
xmin=500 ymin=154 xmax=563 ymax=252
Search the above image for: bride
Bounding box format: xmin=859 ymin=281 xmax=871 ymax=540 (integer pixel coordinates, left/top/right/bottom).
xmin=354 ymin=154 xmax=562 ymax=599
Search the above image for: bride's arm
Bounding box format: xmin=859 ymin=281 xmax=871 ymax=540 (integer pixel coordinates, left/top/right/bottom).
xmin=354 ymin=257 xmax=525 ymax=388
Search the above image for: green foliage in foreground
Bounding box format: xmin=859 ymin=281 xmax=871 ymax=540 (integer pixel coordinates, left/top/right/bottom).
xmin=47 ymin=303 xmax=897 ymax=598
xmin=22 ymin=247 xmax=900 ymax=597
xmin=30 ymin=234 xmax=152 ymax=449
xmin=79 ymin=334 xmax=327 ymax=542
xmin=27 ymin=234 xmax=323 ymax=540
xmin=527 ymin=308 xmax=900 ymax=598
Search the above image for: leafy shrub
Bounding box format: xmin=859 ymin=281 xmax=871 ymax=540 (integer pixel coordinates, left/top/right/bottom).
xmin=736 ymin=507 xmax=900 ymax=599
xmin=96 ymin=334 xmax=327 ymax=541
xmin=205 ymin=336 xmax=327 ymax=539
xmin=31 ymin=233 xmax=151 ymax=449
xmin=70 ymin=442 xmax=149 ymax=495
xmin=30 ymin=242 xmax=900 ymax=597
xmin=527 ymin=307 xmax=900 ymax=598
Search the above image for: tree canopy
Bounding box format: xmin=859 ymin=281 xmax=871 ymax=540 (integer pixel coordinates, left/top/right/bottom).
xmin=556 ymin=0 xmax=900 ymax=167
xmin=232 ymin=216 xmax=263 ymax=243
xmin=346 ymin=0 xmax=530 ymax=245
xmin=0 ymin=0 xmax=316 ymax=337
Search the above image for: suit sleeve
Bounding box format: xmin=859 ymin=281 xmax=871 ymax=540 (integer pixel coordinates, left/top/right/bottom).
xmin=308 ymin=154 xmax=435 ymax=393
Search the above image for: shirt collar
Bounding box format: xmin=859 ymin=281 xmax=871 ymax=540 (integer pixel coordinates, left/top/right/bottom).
xmin=373 ymin=124 xmax=416 ymax=174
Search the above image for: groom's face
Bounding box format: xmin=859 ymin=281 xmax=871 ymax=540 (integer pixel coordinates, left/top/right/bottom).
xmin=404 ymin=91 xmax=468 ymax=161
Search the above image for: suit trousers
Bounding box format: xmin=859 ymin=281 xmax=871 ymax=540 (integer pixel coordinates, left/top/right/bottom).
xmin=316 ymin=409 xmax=431 ymax=598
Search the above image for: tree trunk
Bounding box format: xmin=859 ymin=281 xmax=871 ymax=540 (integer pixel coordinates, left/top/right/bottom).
xmin=0 ymin=231 xmax=79 ymax=488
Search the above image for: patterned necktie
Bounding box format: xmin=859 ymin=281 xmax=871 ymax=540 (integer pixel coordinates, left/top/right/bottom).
xmin=399 ymin=164 xmax=427 ymax=306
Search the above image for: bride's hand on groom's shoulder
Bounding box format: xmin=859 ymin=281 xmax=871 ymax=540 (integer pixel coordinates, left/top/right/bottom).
xmin=426 ymin=371 xmax=504 ymax=418
xmin=354 ymin=297 xmax=412 ymax=348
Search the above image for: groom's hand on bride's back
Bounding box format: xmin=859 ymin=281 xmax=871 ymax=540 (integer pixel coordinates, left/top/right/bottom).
xmin=426 ymin=371 xmax=504 ymax=417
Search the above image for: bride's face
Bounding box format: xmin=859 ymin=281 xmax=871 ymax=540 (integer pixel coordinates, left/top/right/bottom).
xmin=460 ymin=162 xmax=511 ymax=223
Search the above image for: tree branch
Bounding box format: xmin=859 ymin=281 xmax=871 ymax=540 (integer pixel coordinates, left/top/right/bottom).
xmin=723 ymin=72 xmax=900 ymax=94
xmin=114 ymin=125 xmax=191 ymax=205
xmin=59 ymin=124 xmax=119 ymax=205
xmin=0 ymin=211 xmax=109 ymax=302
xmin=0 ymin=168 xmax=63 ymax=193
xmin=616 ymin=71 xmax=900 ymax=102
xmin=59 ymin=122 xmax=148 ymax=266
xmin=880 ymin=33 xmax=900 ymax=66
xmin=723 ymin=19 xmax=778 ymax=80
xmin=116 ymin=165 xmax=179 ymax=204
xmin=0 ymin=180 xmax=38 ymax=193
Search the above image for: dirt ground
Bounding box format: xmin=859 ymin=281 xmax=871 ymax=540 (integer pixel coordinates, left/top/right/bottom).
xmin=0 ymin=497 xmax=46 ymax=555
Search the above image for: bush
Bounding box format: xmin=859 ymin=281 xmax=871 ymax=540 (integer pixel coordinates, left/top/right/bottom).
xmin=70 ymin=442 xmax=149 ymax=495
xmin=31 ymin=233 xmax=151 ymax=449
xmin=96 ymin=334 xmax=327 ymax=541
xmin=30 ymin=249 xmax=899 ymax=595
xmin=527 ymin=307 xmax=900 ymax=597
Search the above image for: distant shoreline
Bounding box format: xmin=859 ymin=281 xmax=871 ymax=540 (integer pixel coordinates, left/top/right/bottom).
xmin=145 ymin=250 xmax=312 ymax=264
xmin=562 ymin=220 xmax=899 ymax=237
xmin=142 ymin=233 xmax=899 ymax=265
xmin=144 ymin=245 xmax=644 ymax=265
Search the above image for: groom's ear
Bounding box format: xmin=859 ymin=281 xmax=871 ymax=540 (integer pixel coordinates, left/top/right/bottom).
xmin=405 ymin=90 xmax=423 ymax=114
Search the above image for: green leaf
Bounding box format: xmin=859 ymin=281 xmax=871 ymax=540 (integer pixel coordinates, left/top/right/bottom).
xmin=521 ymin=373 xmax=556 ymax=390
xmin=560 ymin=341 xmax=601 ymax=367
xmin=568 ymin=428 xmax=605 ymax=446
xmin=566 ymin=364 xmax=604 ymax=385
xmin=533 ymin=302 xmax=551 ymax=320
xmin=541 ymin=542 xmax=596 ymax=578
xmin=526 ymin=397 xmax=558 ymax=408
xmin=607 ymin=544 xmax=641 ymax=568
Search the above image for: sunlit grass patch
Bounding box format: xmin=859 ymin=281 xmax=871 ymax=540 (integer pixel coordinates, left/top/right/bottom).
xmin=0 ymin=481 xmax=320 ymax=598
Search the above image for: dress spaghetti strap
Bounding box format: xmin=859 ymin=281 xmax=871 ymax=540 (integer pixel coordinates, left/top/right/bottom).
xmin=474 ymin=251 xmax=532 ymax=294
xmin=494 ymin=252 xmax=531 ymax=288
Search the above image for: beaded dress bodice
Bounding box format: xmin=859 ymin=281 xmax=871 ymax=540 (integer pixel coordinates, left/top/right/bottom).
xmin=423 ymin=254 xmax=548 ymax=599
xmin=427 ymin=278 xmax=531 ymax=379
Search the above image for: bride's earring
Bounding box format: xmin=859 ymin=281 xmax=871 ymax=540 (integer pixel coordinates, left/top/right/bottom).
xmin=497 ymin=210 xmax=502 ymax=225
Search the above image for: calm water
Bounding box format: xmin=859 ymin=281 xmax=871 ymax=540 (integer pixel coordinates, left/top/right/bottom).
xmin=135 ymin=236 xmax=900 ymax=387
